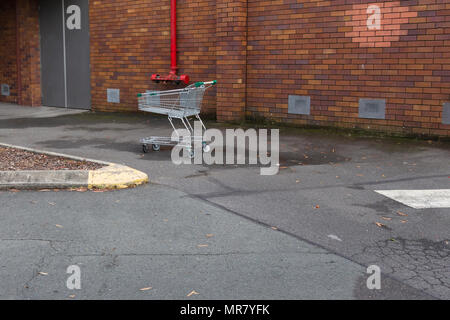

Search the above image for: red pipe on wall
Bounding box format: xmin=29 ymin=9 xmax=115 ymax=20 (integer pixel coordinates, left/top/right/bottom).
xmin=151 ymin=0 xmax=189 ymax=84
xmin=170 ymin=0 xmax=177 ymax=76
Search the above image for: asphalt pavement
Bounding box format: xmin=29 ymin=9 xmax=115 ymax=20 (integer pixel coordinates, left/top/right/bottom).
xmin=0 ymin=102 xmax=448 ymax=300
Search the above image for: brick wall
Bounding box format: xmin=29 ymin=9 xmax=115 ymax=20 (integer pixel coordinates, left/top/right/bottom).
xmin=0 ymin=0 xmax=41 ymax=106
xmin=90 ymin=0 xmax=217 ymax=114
xmin=89 ymin=0 xmax=450 ymax=136
xmin=0 ymin=0 xmax=18 ymax=104
xmin=16 ymin=0 xmax=41 ymax=106
xmin=246 ymin=0 xmax=450 ymax=136
xmin=216 ymin=0 xmax=248 ymax=122
xmin=1 ymin=0 xmax=449 ymax=136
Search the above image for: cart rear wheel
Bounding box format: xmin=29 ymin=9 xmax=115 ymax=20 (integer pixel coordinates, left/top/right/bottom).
xmin=203 ymin=144 xmax=211 ymax=153
xmin=142 ymin=144 xmax=149 ymax=153
xmin=152 ymin=144 xmax=161 ymax=152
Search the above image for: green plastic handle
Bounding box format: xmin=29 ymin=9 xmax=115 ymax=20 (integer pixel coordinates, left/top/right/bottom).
xmin=194 ymin=80 xmax=217 ymax=87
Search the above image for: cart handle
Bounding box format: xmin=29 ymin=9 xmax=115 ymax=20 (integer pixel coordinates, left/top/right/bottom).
xmin=137 ymin=80 xmax=217 ymax=97
xmin=194 ymin=80 xmax=217 ymax=87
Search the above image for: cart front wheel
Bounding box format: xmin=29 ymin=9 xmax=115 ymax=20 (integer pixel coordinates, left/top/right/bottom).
xmin=152 ymin=144 xmax=161 ymax=152
xmin=187 ymin=148 xmax=195 ymax=159
xmin=142 ymin=144 xmax=149 ymax=153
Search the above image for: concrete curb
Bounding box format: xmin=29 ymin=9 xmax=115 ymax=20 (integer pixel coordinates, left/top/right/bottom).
xmin=0 ymin=142 xmax=148 ymax=190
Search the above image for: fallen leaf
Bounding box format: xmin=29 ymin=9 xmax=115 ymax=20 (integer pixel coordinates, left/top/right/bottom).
xmin=382 ymin=217 xmax=392 ymax=221
xmin=206 ymin=234 xmax=214 ymax=238
xmin=48 ymin=202 xmax=56 ymax=206
xmin=69 ymin=295 xmax=76 ymax=299
xmin=375 ymin=222 xmax=389 ymax=229
xmin=55 ymin=224 xmax=63 ymax=228
xmin=197 ymin=244 xmax=208 ymax=248
xmin=38 ymin=272 xmax=48 ymax=276
xmin=315 ymin=205 xmax=320 ymax=209
xmin=140 ymin=287 xmax=152 ymax=291
xmin=397 ymin=211 xmax=408 ymax=217
xmin=401 ymin=220 xmax=408 ymax=223
xmin=187 ymin=290 xmax=200 ymax=297
xmin=271 ymin=227 xmax=278 ymax=231
xmin=328 ymin=234 xmax=343 ymax=242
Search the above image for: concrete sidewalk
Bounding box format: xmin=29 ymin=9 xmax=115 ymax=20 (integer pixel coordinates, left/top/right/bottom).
xmin=0 ymin=102 xmax=448 ymax=299
xmin=0 ymin=103 xmax=87 ymax=120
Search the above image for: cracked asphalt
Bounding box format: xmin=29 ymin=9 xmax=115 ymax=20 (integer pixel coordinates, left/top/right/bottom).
xmin=0 ymin=103 xmax=449 ymax=300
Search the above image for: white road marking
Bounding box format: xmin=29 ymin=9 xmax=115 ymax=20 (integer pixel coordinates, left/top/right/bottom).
xmin=375 ymin=189 xmax=450 ymax=209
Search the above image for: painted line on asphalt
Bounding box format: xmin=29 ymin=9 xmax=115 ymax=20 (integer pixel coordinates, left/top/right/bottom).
xmin=375 ymin=189 xmax=450 ymax=209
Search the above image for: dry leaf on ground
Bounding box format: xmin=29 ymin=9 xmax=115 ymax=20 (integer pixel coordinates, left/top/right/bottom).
xmin=140 ymin=287 xmax=152 ymax=291
xmin=375 ymin=222 xmax=388 ymax=229
xmin=187 ymin=290 xmax=200 ymax=297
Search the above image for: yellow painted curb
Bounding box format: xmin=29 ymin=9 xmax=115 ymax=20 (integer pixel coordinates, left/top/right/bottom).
xmin=88 ymin=164 xmax=149 ymax=190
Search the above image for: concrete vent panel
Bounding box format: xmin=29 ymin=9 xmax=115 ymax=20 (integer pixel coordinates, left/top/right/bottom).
xmin=443 ymin=103 xmax=450 ymax=125
xmin=1 ymin=84 xmax=10 ymax=96
xmin=107 ymin=89 xmax=120 ymax=103
xmin=288 ymin=95 xmax=311 ymax=115
xmin=359 ymin=99 xmax=386 ymax=120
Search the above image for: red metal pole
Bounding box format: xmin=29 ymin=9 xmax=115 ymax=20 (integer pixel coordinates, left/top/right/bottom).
xmin=170 ymin=0 xmax=177 ymax=75
xmin=151 ymin=0 xmax=189 ymax=84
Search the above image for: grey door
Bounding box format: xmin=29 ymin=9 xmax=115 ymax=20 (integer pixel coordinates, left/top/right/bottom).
xmin=40 ymin=0 xmax=65 ymax=108
xmin=39 ymin=0 xmax=91 ymax=109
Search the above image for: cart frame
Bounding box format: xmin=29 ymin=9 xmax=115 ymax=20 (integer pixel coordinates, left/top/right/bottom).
xmin=137 ymin=81 xmax=216 ymax=155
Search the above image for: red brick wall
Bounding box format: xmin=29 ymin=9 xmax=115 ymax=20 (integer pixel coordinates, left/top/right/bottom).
xmin=90 ymin=0 xmax=217 ymax=114
xmin=216 ymin=0 xmax=247 ymax=122
xmin=16 ymin=0 xmax=41 ymax=106
xmin=0 ymin=0 xmax=18 ymax=104
xmin=0 ymin=0 xmax=41 ymax=106
xmin=2 ymin=0 xmax=449 ymax=136
xmin=246 ymin=0 xmax=450 ymax=136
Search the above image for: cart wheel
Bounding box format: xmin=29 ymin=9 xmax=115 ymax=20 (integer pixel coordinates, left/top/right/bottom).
xmin=152 ymin=144 xmax=161 ymax=152
xmin=187 ymin=148 xmax=195 ymax=159
xmin=203 ymin=144 xmax=211 ymax=153
xmin=142 ymin=144 xmax=149 ymax=153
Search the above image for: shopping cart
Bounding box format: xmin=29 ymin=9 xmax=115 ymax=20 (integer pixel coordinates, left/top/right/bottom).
xmin=137 ymin=80 xmax=217 ymax=156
